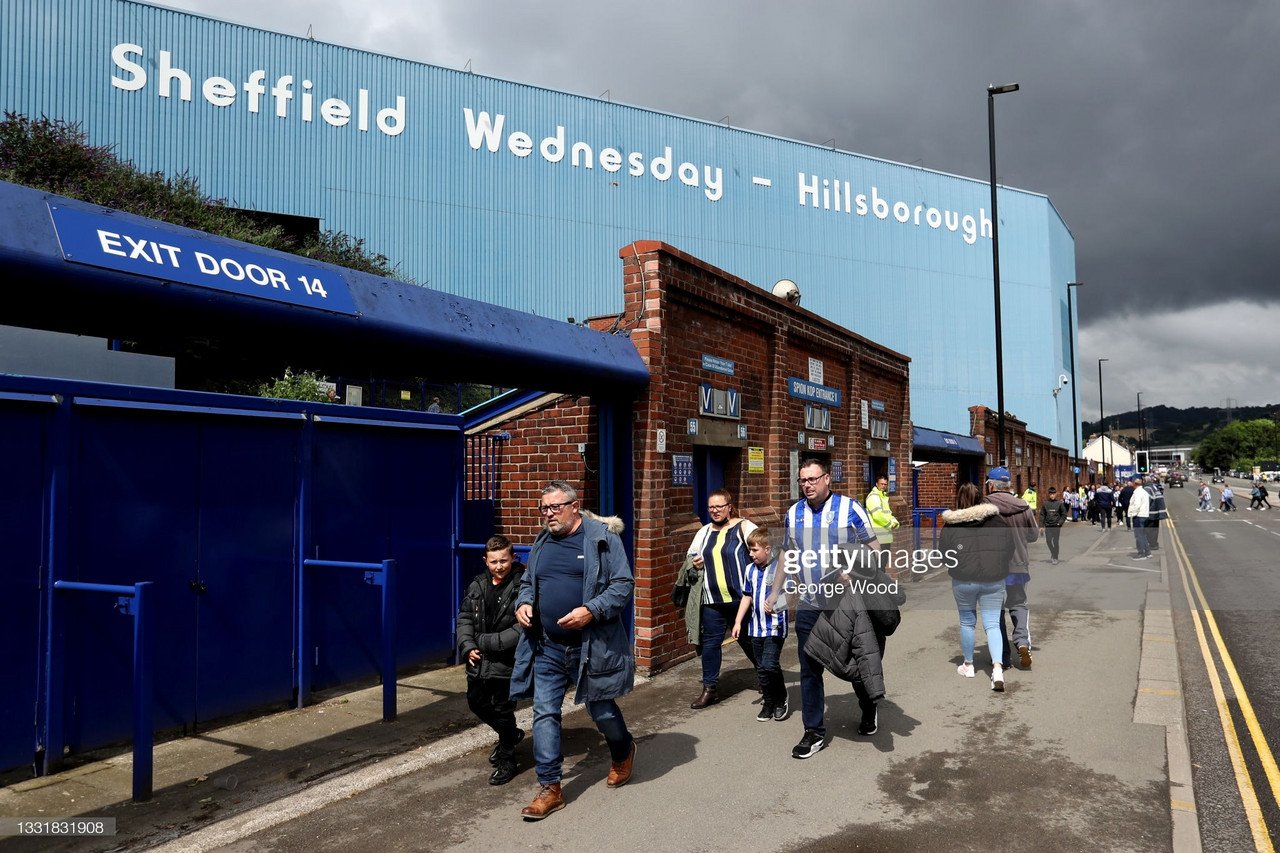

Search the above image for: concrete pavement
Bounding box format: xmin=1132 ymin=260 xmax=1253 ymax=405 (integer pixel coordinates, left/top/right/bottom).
xmin=0 ymin=519 xmax=1195 ymax=852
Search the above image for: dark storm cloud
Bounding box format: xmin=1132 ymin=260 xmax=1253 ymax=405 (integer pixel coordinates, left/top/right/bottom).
xmin=162 ymin=0 xmax=1280 ymax=405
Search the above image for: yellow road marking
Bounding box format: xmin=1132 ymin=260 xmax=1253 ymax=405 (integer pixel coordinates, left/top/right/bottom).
xmin=1172 ymin=798 xmax=1198 ymax=813
xmin=1138 ymin=687 xmax=1181 ymax=697
xmin=1169 ymin=518 xmax=1275 ymax=851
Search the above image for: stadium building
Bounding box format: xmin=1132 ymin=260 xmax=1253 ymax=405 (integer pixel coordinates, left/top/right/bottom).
xmin=1 ymin=0 xmax=1078 ymax=447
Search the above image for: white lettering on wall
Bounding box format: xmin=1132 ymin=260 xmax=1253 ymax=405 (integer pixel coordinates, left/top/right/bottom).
xmin=462 ymin=109 xmax=724 ymax=202
xmin=109 ymin=43 xmax=407 ymax=138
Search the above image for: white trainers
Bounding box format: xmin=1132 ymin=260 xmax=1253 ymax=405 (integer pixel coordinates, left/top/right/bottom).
xmin=957 ymin=662 xmax=975 ymax=678
xmin=991 ymin=665 xmax=1005 ymax=692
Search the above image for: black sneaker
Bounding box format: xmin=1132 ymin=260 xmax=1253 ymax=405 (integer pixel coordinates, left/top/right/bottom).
xmin=490 ymin=729 xmax=526 ymax=766
xmin=773 ymin=698 xmax=790 ymax=722
xmin=792 ymin=729 xmax=826 ymax=759
xmin=488 ymin=760 xmax=517 ymax=786
xmin=756 ymin=704 xmax=775 ymax=722
xmin=858 ymin=706 xmax=879 ymax=736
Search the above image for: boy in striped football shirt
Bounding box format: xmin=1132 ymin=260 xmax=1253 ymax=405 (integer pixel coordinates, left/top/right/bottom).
xmin=732 ymin=527 xmax=790 ymax=722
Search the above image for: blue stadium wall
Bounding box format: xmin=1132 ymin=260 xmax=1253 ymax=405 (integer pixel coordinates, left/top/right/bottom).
xmin=1 ymin=0 xmax=1078 ymax=445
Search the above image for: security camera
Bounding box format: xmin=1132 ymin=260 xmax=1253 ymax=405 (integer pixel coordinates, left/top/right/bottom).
xmin=772 ymin=279 xmax=801 ymax=305
xmin=1058 ymin=374 xmax=1070 ymax=386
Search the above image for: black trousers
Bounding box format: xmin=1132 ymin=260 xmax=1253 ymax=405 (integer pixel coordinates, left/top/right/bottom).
xmin=1044 ymin=526 xmax=1061 ymax=559
xmin=1147 ymin=521 xmax=1161 ymax=549
xmin=467 ymin=675 xmax=520 ymax=756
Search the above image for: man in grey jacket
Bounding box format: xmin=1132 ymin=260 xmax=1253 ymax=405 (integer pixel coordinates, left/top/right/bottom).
xmin=984 ymin=467 xmax=1040 ymax=670
xmin=512 ymin=481 xmax=636 ymax=820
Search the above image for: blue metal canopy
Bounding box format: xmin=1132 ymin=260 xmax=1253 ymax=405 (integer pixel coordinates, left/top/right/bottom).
xmin=913 ymin=425 xmax=984 ymax=459
xmin=0 ymin=180 xmax=649 ymax=395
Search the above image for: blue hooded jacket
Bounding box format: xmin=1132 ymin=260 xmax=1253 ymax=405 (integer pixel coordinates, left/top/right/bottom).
xmin=509 ymin=512 xmax=635 ymax=704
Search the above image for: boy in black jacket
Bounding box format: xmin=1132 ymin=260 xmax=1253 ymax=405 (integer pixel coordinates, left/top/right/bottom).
xmin=457 ymin=534 xmax=526 ymax=785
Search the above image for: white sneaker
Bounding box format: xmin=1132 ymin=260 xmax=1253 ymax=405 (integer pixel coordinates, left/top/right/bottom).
xmin=991 ymin=666 xmax=1005 ymax=692
xmin=957 ymin=662 xmax=975 ymax=678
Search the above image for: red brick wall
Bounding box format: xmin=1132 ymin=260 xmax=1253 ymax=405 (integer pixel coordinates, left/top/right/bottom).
xmin=482 ymin=397 xmax=598 ymax=543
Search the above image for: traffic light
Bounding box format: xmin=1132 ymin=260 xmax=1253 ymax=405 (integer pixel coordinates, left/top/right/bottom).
xmin=1137 ymin=450 xmax=1149 ymax=474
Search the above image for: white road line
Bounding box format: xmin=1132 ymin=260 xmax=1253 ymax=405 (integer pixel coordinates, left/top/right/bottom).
xmin=1104 ymin=562 xmax=1163 ymax=572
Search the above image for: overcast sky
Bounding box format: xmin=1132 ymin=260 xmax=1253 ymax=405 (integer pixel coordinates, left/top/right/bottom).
xmin=160 ymin=0 xmax=1280 ymax=421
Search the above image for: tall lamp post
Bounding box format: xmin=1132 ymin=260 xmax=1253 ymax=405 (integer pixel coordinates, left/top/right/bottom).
xmin=1137 ymin=391 xmax=1145 ymax=456
xmin=1067 ymin=281 xmax=1083 ymax=484
xmin=988 ymin=82 xmax=1020 ymax=467
xmin=1098 ymin=358 xmax=1109 ymax=479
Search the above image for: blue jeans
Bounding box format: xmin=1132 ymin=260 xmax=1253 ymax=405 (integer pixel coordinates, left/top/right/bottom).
xmin=700 ymin=601 xmax=758 ymax=686
xmin=795 ymin=608 xmax=879 ymax=738
xmin=749 ymin=635 xmax=787 ymax=706
xmin=952 ymin=580 xmax=1005 ymax=665
xmin=531 ymin=638 xmax=633 ymax=785
xmin=1132 ymin=516 xmax=1150 ymax=556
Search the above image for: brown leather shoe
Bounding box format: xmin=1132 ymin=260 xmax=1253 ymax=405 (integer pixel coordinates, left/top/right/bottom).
xmin=521 ymin=783 xmax=565 ymax=820
xmin=1017 ymin=645 xmax=1033 ymax=670
xmin=690 ymin=686 xmax=718 ymax=709
xmin=607 ymin=741 xmax=636 ymax=788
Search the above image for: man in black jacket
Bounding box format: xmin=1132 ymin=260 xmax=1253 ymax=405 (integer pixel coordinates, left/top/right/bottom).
xmin=457 ymin=534 xmax=526 ymax=785
xmin=1039 ymin=487 xmax=1068 ymax=564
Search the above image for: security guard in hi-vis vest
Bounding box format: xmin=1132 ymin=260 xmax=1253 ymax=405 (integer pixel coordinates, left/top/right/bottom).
xmin=865 ymin=475 xmax=901 ymax=575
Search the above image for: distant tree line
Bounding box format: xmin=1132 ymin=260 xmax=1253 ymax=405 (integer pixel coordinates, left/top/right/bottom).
xmin=1084 ymin=402 xmax=1280 ymax=448
xmin=1195 ymin=419 xmax=1280 ymax=472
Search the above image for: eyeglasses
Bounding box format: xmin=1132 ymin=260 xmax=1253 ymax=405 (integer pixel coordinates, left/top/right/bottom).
xmin=707 ymin=503 xmax=730 ymax=511
xmin=798 ymin=475 xmax=828 ymax=485
xmin=538 ymin=500 xmax=576 ymax=515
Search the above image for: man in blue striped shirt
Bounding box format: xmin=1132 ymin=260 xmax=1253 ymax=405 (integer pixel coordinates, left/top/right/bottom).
xmin=784 ymin=458 xmax=882 ymax=758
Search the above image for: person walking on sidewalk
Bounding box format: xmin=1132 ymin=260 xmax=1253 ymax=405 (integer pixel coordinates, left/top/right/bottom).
xmin=1144 ymin=478 xmax=1167 ymax=551
xmin=457 ymin=535 xmax=527 ymax=786
xmin=1040 ymin=487 xmax=1068 ymax=564
xmin=865 ymin=475 xmax=903 ymax=578
xmin=686 ymin=489 xmax=758 ymax=710
xmin=1094 ymin=483 xmax=1114 ymax=530
xmin=1128 ymin=475 xmax=1152 ymax=559
xmin=984 ymin=467 xmax=1039 ymax=671
xmin=511 ymin=481 xmax=636 ymax=820
xmin=784 ymin=457 xmax=883 ymax=759
xmin=1117 ymin=480 xmax=1135 ymax=528
xmin=732 ymin=527 xmax=790 ymax=722
xmin=941 ymin=483 xmax=1014 ymax=691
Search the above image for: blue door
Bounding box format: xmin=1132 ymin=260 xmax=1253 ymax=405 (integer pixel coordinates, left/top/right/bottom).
xmin=0 ymin=398 xmax=52 ymax=770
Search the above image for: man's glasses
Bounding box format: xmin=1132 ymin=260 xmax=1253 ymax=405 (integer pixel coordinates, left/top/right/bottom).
xmin=798 ymin=475 xmax=828 ymax=485
xmin=539 ymin=500 xmax=576 ymax=515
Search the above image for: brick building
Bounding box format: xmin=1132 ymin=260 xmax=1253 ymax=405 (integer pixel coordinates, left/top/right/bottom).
xmin=967 ymin=405 xmax=1076 ymax=495
xmin=473 ymin=241 xmax=911 ymax=675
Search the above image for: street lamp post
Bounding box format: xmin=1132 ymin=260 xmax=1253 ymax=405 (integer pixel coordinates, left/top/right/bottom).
xmin=1067 ymin=281 xmax=1083 ymax=485
xmin=988 ymin=82 xmax=1019 ymax=468
xmin=1098 ymin=358 xmax=1109 ymax=479
xmin=1137 ymin=391 xmax=1145 ymax=454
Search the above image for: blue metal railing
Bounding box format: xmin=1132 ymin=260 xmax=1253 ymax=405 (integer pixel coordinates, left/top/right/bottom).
xmin=50 ymin=580 xmax=154 ymax=802
xmin=912 ymin=507 xmax=948 ymax=551
xmin=299 ymin=559 xmax=398 ymax=722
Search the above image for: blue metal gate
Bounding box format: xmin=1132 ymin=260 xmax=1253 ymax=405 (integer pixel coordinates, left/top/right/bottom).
xmin=0 ymin=376 xmax=463 ymax=773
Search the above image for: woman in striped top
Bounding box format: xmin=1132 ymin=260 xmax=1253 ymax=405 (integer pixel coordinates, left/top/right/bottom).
xmin=688 ymin=489 xmax=759 ymax=709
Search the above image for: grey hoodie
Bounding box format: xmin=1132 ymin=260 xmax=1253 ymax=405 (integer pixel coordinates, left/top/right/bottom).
xmin=984 ymin=489 xmax=1040 ymax=570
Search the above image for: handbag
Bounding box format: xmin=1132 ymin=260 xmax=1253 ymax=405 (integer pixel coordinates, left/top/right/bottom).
xmin=672 ymin=581 xmax=690 ymax=608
